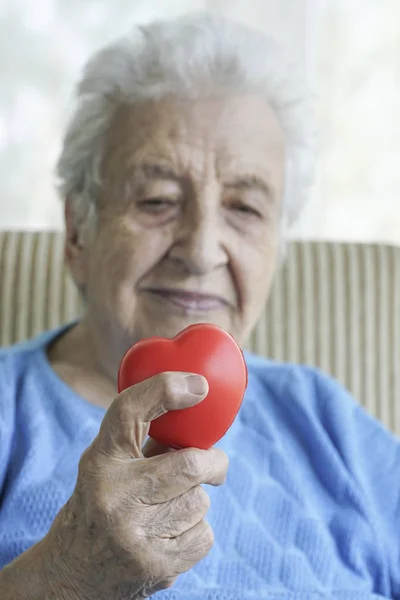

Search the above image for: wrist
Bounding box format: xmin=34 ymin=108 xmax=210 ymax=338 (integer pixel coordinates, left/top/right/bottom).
xmin=0 ymin=539 xmax=51 ymax=600
xmin=0 ymin=535 xmax=78 ymax=600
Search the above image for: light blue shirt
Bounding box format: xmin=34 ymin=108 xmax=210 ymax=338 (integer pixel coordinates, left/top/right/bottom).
xmin=1 ymin=324 xmax=399 ymax=599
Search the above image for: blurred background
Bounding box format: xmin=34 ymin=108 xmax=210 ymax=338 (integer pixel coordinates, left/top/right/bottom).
xmin=0 ymin=0 xmax=399 ymax=243
xmin=1 ymin=0 xmax=399 ymax=433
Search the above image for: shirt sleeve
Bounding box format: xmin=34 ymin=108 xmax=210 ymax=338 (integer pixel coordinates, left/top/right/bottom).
xmin=305 ymin=367 xmax=400 ymax=598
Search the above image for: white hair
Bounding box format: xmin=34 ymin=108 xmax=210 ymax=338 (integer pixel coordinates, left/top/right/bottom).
xmin=56 ymin=12 xmax=316 ymax=229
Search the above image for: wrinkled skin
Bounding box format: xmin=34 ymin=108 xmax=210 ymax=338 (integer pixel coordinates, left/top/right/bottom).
xmin=50 ymin=93 xmax=285 ymax=409
xmin=32 ymin=373 xmax=227 ymax=599
xmin=0 ymin=93 xmax=285 ymax=600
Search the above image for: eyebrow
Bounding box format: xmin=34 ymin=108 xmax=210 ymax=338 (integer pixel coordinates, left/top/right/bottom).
xmin=138 ymin=163 xmax=181 ymax=182
xmin=133 ymin=164 xmax=272 ymax=197
xmin=225 ymin=175 xmax=272 ymax=198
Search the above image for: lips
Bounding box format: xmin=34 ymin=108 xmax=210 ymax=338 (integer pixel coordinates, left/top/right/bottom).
xmin=144 ymin=288 xmax=228 ymax=312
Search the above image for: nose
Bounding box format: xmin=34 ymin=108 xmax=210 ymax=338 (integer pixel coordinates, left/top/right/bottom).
xmin=169 ymin=210 xmax=228 ymax=276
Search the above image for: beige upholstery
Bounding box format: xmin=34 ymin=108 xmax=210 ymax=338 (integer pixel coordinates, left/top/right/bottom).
xmin=1 ymin=231 xmax=400 ymax=435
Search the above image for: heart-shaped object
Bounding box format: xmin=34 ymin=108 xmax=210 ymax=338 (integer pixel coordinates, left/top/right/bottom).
xmin=118 ymin=323 xmax=248 ymax=449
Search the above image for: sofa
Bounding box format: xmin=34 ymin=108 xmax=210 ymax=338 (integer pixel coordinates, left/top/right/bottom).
xmin=1 ymin=231 xmax=399 ymax=436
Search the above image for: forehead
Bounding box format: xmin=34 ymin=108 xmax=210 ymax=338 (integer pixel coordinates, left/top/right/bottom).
xmin=103 ymin=93 xmax=285 ymax=181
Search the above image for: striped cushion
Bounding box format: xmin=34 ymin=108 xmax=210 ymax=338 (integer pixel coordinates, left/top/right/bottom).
xmin=0 ymin=231 xmax=81 ymax=344
xmin=248 ymin=242 xmax=400 ymax=434
xmin=1 ymin=231 xmax=399 ymax=435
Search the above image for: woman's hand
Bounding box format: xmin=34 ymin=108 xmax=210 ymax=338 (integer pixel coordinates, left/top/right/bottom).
xmin=40 ymin=371 xmax=228 ymax=599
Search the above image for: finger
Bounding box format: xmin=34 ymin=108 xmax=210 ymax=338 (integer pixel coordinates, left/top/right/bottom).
xmin=167 ymin=520 xmax=214 ymax=576
xmin=95 ymin=372 xmax=208 ymax=459
xmin=133 ymin=447 xmax=229 ymax=503
xmin=142 ymin=437 xmax=173 ymax=458
xmin=147 ymin=485 xmax=210 ymax=539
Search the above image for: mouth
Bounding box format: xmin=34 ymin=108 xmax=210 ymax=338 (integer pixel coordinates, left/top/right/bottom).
xmin=143 ymin=288 xmax=229 ymax=313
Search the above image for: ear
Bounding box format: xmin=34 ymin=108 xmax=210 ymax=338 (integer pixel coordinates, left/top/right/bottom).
xmin=64 ymin=197 xmax=89 ymax=288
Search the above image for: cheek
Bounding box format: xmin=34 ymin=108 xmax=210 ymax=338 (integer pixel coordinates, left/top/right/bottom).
xmin=87 ymin=221 xmax=171 ymax=304
xmin=235 ymin=231 xmax=279 ymax=309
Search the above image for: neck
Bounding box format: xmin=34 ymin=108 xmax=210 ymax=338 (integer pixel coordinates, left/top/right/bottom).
xmin=47 ymin=318 xmax=118 ymax=410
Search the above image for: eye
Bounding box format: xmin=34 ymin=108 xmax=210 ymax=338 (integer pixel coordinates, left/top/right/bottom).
xmin=228 ymin=201 xmax=262 ymax=219
xmin=137 ymin=197 xmax=179 ymax=213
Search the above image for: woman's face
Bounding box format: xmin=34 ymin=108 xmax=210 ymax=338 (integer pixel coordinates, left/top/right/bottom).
xmin=67 ymin=93 xmax=285 ymax=359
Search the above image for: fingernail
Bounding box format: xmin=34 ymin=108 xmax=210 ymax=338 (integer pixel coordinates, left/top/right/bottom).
xmin=186 ymin=375 xmax=208 ymax=396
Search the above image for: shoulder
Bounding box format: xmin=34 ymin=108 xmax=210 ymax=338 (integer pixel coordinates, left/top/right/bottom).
xmin=0 ymin=335 xmax=52 ymax=492
xmin=0 ymin=332 xmax=50 ymax=392
xmin=244 ymin=351 xmax=400 ymax=469
xmin=0 ymin=339 xmax=35 ymax=405
xmin=0 ymin=326 xmax=74 ymax=418
xmin=0 ymin=323 xmax=75 ymax=381
xmin=244 ymin=350 xmax=355 ymax=412
xmin=0 ymin=336 xmax=45 ymax=428
xmin=243 ymin=351 xmax=396 ymax=449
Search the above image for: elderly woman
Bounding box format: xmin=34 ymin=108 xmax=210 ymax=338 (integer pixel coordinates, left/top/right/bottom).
xmin=0 ymin=13 xmax=399 ymax=600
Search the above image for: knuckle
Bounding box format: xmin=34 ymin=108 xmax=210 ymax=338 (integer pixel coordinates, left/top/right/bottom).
xmin=201 ymin=522 xmax=215 ymax=552
xmin=148 ymin=576 xmax=176 ymax=596
xmin=155 ymin=371 xmax=180 ymax=401
xmin=77 ymin=446 xmax=91 ymax=473
xmin=115 ymin=389 xmax=135 ymax=421
xmin=192 ymin=486 xmax=211 ymax=512
xmin=100 ymin=390 xmax=133 ymax=433
xmin=222 ymin=450 xmax=230 ymax=471
xmin=176 ymin=486 xmax=210 ymax=519
xmin=214 ymin=448 xmax=230 ymax=471
xmin=77 ymin=444 xmax=99 ymax=480
xmin=182 ymin=522 xmax=214 ymax=565
xmin=168 ymin=522 xmax=215 ymax=575
xmin=180 ymin=449 xmax=205 ymax=479
xmin=162 ymin=577 xmax=176 ymax=589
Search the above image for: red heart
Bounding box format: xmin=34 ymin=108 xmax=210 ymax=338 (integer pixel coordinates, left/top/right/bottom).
xmin=118 ymin=323 xmax=248 ymax=450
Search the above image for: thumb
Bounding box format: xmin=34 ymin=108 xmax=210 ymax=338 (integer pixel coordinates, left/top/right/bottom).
xmin=96 ymin=372 xmax=208 ymax=460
